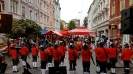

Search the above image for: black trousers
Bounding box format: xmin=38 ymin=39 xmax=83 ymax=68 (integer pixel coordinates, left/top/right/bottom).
xmin=32 ymin=55 xmax=37 ymax=62
xmin=99 ymin=61 xmax=107 ymax=73
xmin=110 ymin=58 xmax=117 ymax=68
xmin=21 ymin=55 xmax=27 ymax=61
xmin=82 ymin=61 xmax=90 ymax=72
xmin=54 ymin=60 xmax=60 ymax=67
xmin=41 ymin=60 xmax=47 ymax=69
xmin=69 ymin=60 xmax=76 ymax=70
xmin=48 ymin=55 xmax=53 ymax=63
xmin=60 ymin=55 xmax=65 ymax=63
xmin=123 ymin=60 xmax=130 ymax=73
xmin=96 ymin=58 xmax=99 ymax=66
xmin=12 ymin=58 xmax=19 ymax=65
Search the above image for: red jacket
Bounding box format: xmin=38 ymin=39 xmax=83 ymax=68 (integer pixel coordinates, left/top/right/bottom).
xmin=68 ymin=49 xmax=78 ymax=60
xmin=81 ymin=49 xmax=92 ymax=61
xmin=40 ymin=50 xmax=48 ymax=61
xmin=52 ymin=48 xmax=62 ymax=61
xmin=108 ymin=48 xmax=119 ymax=58
xmin=58 ymin=46 xmax=66 ymax=56
xmin=47 ymin=47 xmax=54 ymax=56
xmin=31 ymin=47 xmax=38 ymax=56
xmin=20 ymin=46 xmax=28 ymax=55
xmin=121 ymin=48 xmax=133 ymax=61
xmin=10 ymin=49 xmax=18 ymax=59
xmin=96 ymin=47 xmax=108 ymax=62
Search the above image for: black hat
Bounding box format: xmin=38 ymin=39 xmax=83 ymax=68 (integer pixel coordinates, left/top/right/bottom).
xmin=124 ymin=43 xmax=129 ymax=48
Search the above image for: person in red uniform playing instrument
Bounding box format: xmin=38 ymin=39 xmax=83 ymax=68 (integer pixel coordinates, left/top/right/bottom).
xmin=58 ymin=41 xmax=67 ymax=66
xmin=31 ymin=43 xmax=39 ymax=68
xmin=10 ymin=44 xmax=19 ymax=73
xmin=53 ymin=43 xmax=62 ymax=67
xmin=46 ymin=43 xmax=54 ymax=68
xmin=68 ymin=40 xmax=78 ymax=74
xmin=121 ymin=43 xmax=133 ymax=74
xmin=39 ymin=45 xmax=48 ymax=74
xmin=20 ymin=42 xmax=28 ymax=67
xmin=96 ymin=42 xmax=109 ymax=74
xmin=108 ymin=43 xmax=119 ymax=74
xmin=81 ymin=42 xmax=92 ymax=74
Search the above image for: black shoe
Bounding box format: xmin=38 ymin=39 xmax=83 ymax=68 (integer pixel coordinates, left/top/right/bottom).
xmin=13 ymin=71 xmax=16 ymax=73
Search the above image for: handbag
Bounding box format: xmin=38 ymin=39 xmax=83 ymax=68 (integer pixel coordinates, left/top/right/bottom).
xmin=103 ymin=47 xmax=111 ymax=70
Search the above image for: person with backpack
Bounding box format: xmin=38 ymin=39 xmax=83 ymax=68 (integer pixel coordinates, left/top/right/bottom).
xmin=68 ymin=40 xmax=78 ymax=74
xmin=81 ymin=42 xmax=92 ymax=74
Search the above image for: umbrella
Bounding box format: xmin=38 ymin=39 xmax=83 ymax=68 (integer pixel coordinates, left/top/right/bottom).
xmin=69 ymin=26 xmax=96 ymax=35
xmin=60 ymin=29 xmax=69 ymax=36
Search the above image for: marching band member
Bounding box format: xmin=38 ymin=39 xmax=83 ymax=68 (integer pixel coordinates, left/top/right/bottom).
xmin=81 ymin=42 xmax=92 ymax=74
xmin=10 ymin=45 xmax=19 ymax=73
xmin=53 ymin=43 xmax=62 ymax=67
xmin=108 ymin=43 xmax=119 ymax=74
xmin=47 ymin=43 xmax=54 ymax=67
xmin=68 ymin=41 xmax=78 ymax=74
xmin=58 ymin=41 xmax=67 ymax=66
xmin=121 ymin=43 xmax=133 ymax=74
xmin=31 ymin=43 xmax=39 ymax=68
xmin=39 ymin=45 xmax=48 ymax=74
xmin=20 ymin=42 xmax=28 ymax=67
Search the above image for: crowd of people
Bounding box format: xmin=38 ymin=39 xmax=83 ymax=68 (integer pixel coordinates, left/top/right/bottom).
xmin=0 ymin=35 xmax=133 ymax=74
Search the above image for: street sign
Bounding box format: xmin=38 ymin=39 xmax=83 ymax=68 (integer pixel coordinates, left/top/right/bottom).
xmin=109 ymin=25 xmax=117 ymax=29
xmin=0 ymin=14 xmax=13 ymax=33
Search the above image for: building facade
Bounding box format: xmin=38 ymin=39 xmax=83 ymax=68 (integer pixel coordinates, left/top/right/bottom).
xmin=54 ymin=0 xmax=61 ymax=31
xmin=72 ymin=19 xmax=80 ymax=27
xmin=87 ymin=0 xmax=110 ymax=37
xmin=0 ymin=0 xmax=61 ymax=31
xmin=60 ymin=20 xmax=68 ymax=29
xmin=110 ymin=0 xmax=133 ymax=44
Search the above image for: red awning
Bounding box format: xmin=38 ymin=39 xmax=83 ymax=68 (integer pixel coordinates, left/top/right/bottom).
xmin=43 ymin=31 xmax=62 ymax=36
xmin=69 ymin=26 xmax=96 ymax=35
xmin=60 ymin=29 xmax=69 ymax=36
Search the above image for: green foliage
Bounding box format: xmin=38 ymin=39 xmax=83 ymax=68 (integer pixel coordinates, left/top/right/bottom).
xmin=60 ymin=22 xmax=64 ymax=30
xmin=6 ymin=19 xmax=41 ymax=38
xmin=68 ymin=20 xmax=76 ymax=30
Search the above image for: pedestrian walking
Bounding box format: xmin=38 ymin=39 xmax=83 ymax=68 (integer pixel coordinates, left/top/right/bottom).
xmin=68 ymin=41 xmax=78 ymax=74
xmin=96 ymin=42 xmax=108 ymax=74
xmin=39 ymin=45 xmax=48 ymax=74
xmin=10 ymin=45 xmax=19 ymax=73
xmin=20 ymin=42 xmax=29 ymax=67
xmin=31 ymin=43 xmax=39 ymax=68
xmin=81 ymin=42 xmax=92 ymax=74
xmin=108 ymin=43 xmax=119 ymax=74
xmin=121 ymin=43 xmax=133 ymax=74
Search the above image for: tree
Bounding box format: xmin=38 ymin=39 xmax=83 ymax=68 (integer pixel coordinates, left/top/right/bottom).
xmin=68 ymin=20 xmax=76 ymax=30
xmin=6 ymin=19 xmax=41 ymax=38
xmin=60 ymin=22 xmax=64 ymax=30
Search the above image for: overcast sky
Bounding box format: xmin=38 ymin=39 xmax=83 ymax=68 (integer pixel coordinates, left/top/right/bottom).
xmin=59 ymin=0 xmax=93 ymax=25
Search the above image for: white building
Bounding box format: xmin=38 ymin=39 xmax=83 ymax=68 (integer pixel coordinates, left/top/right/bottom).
xmin=54 ymin=0 xmax=61 ymax=32
xmin=87 ymin=0 xmax=110 ymax=37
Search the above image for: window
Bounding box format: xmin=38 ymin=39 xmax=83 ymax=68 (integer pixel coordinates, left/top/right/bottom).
xmin=22 ymin=6 xmax=25 ymax=18
xmin=30 ymin=10 xmax=32 ymax=19
xmin=130 ymin=0 xmax=133 ymax=5
xmin=120 ymin=0 xmax=125 ymax=11
xmin=10 ymin=0 xmax=18 ymax=13
xmin=36 ymin=0 xmax=38 ymax=7
xmin=0 ymin=1 xmax=4 ymax=11
xmin=112 ymin=1 xmax=115 ymax=15
xmin=35 ymin=13 xmax=37 ymax=21
xmin=40 ymin=2 xmax=42 ymax=9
